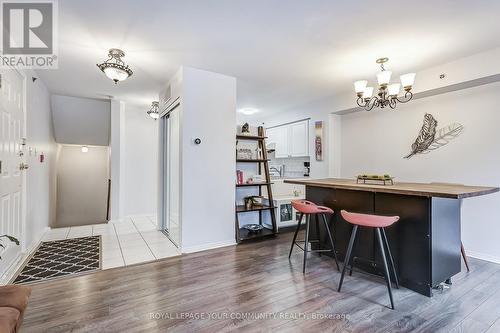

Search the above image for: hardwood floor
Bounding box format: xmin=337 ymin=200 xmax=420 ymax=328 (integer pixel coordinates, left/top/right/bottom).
xmin=21 ymin=230 xmax=500 ymax=332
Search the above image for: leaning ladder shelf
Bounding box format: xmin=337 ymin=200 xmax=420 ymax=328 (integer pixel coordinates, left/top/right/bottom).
xmin=235 ymin=127 xmax=278 ymax=243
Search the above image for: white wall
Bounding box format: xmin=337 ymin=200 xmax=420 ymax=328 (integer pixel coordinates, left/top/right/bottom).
xmin=163 ymin=67 xmax=236 ymax=252
xmin=182 ymin=67 xmax=236 ymax=251
xmin=25 ymin=74 xmax=57 ymax=245
xmin=51 ymin=95 xmax=110 ymax=146
xmin=110 ymin=100 xmax=125 ymax=219
xmin=56 ymin=145 xmax=109 ymax=227
xmin=340 ymin=81 xmax=500 ymax=263
xmin=252 ymin=98 xmax=335 ymax=179
xmin=121 ymin=105 xmax=158 ymax=216
xmin=109 ymin=101 xmax=158 ymax=219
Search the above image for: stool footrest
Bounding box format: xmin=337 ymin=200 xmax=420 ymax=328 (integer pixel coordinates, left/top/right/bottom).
xmin=293 ymin=243 xmax=335 ymax=253
xmin=295 ymin=239 xmax=320 ymax=244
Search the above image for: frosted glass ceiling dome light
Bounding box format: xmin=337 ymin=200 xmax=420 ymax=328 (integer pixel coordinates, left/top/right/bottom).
xmin=238 ymin=108 xmax=259 ymax=115
xmin=97 ymin=48 xmax=133 ymax=84
xmin=353 ymin=57 xmax=415 ymax=111
xmin=147 ymin=101 xmax=160 ymax=119
xmin=81 ymin=146 xmax=89 ymax=153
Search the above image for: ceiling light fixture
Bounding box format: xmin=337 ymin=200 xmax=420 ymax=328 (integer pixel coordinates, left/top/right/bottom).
xmin=238 ymin=108 xmax=259 ymax=115
xmin=81 ymin=146 xmax=89 ymax=153
xmin=354 ymin=58 xmax=415 ymax=111
xmin=97 ymin=48 xmax=133 ymax=84
xmin=147 ymin=101 xmax=160 ymax=119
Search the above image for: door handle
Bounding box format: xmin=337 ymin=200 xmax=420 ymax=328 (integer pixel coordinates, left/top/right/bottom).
xmin=19 ymin=163 xmax=29 ymax=170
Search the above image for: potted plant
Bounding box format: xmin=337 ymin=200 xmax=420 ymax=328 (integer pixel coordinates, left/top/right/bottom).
xmin=0 ymin=235 xmax=19 ymax=259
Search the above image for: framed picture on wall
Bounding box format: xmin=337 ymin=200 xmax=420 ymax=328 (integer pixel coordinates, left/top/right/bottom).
xmin=315 ymin=121 xmax=323 ymax=161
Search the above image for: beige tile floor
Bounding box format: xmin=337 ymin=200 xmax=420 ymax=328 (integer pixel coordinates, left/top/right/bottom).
xmin=41 ymin=216 xmax=180 ymax=269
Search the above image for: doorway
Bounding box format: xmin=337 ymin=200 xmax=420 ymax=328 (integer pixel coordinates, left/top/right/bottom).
xmin=55 ymin=144 xmax=110 ymax=228
xmin=0 ymin=68 xmax=26 ymax=273
xmin=159 ymin=101 xmax=181 ymax=247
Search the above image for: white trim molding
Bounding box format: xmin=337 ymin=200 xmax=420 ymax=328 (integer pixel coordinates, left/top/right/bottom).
xmin=182 ymin=240 xmax=236 ymax=254
xmin=467 ymin=251 xmax=500 ymax=265
xmin=0 ymin=226 xmax=50 ymax=285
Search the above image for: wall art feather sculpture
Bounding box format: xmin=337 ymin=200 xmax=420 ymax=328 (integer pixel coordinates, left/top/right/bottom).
xmin=404 ymin=113 xmax=464 ymax=158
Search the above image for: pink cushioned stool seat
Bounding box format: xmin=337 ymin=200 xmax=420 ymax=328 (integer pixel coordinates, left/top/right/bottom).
xmin=292 ymin=200 xmax=334 ymax=215
xmin=341 ymin=210 xmax=399 ymax=228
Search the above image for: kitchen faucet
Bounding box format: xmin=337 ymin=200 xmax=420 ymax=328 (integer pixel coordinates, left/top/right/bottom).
xmin=269 ymin=165 xmax=285 ymax=178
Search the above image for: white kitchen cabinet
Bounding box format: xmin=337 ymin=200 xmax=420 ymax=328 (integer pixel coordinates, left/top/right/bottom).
xmin=266 ymin=120 xmax=309 ymax=158
xmin=289 ymin=120 xmax=308 ymax=157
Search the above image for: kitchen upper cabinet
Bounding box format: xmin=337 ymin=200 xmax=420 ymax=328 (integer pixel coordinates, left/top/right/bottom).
xmin=267 ymin=126 xmax=289 ymax=158
xmin=266 ymin=120 xmax=309 ymax=158
xmin=289 ymin=121 xmax=308 ymax=157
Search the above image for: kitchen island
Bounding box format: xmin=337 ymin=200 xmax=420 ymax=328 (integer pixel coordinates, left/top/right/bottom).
xmin=284 ymin=178 xmax=499 ymax=296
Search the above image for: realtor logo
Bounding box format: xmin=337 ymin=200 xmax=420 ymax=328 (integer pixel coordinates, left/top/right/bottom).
xmin=0 ymin=0 xmax=58 ymax=68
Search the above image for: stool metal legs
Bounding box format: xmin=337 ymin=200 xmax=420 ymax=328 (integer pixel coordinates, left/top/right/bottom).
xmin=461 ymin=242 xmax=470 ymax=272
xmin=322 ymin=214 xmax=340 ymax=271
xmin=289 ymin=213 xmax=303 ymax=259
xmin=289 ymin=213 xmax=340 ymax=274
xmin=381 ymin=228 xmax=399 ymax=289
xmin=338 ymin=225 xmax=358 ymax=292
xmin=303 ymin=215 xmax=310 ymax=273
xmin=376 ymin=228 xmax=395 ymax=310
xmin=338 ymin=226 xmax=397 ymax=310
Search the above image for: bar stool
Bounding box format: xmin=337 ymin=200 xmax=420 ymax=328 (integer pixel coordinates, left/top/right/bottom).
xmin=289 ymin=200 xmax=340 ymax=273
xmin=338 ymin=210 xmax=400 ymax=310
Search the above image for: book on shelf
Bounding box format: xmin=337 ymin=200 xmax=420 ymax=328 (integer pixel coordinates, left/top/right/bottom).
xmin=236 ymin=170 xmax=243 ymax=185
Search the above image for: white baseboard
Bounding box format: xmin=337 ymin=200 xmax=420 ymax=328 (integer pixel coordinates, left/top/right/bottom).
xmin=0 ymin=226 xmax=49 ymax=285
xmin=467 ymin=250 xmax=500 ymax=265
xmin=109 ymin=214 xmax=156 ymax=224
xmin=182 ymin=240 xmax=236 ymax=254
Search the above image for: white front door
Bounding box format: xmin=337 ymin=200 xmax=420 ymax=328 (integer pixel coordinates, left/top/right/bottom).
xmin=0 ymin=69 xmax=25 ymax=274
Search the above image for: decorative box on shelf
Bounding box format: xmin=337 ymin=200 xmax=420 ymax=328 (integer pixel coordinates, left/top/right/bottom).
xmin=356 ymin=174 xmax=394 ymax=186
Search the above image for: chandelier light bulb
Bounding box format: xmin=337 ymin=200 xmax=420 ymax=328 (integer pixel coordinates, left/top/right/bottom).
xmin=376 ymin=70 xmax=392 ymax=86
xmin=388 ymin=83 xmax=401 ymax=96
xmin=354 ymin=80 xmax=368 ymax=94
xmin=363 ymin=87 xmax=374 ymax=99
xmin=400 ymin=73 xmax=416 ymax=90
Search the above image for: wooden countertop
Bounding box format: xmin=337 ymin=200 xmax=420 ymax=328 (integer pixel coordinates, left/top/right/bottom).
xmin=284 ymin=178 xmax=499 ymax=199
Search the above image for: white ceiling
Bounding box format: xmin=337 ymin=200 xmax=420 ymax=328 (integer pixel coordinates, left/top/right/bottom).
xmin=51 ymin=95 xmax=110 ymax=145
xmin=36 ymin=0 xmax=500 ymax=118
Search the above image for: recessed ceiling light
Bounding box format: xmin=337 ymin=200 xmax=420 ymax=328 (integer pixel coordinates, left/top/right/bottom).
xmin=97 ymin=48 xmax=133 ymax=84
xmin=238 ymin=108 xmax=259 ymax=115
xmin=81 ymin=146 xmax=89 ymax=153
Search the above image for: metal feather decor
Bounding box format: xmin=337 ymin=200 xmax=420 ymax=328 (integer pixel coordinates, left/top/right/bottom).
xmin=404 ymin=113 xmax=438 ymax=158
xmin=404 ymin=113 xmax=463 ymax=158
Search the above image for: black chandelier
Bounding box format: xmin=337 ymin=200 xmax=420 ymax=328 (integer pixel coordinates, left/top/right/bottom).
xmin=97 ymin=48 xmax=133 ymax=84
xmin=354 ymin=58 xmax=416 ymax=111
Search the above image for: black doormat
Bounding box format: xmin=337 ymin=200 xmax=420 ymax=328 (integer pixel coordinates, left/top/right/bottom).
xmin=13 ymin=236 xmax=101 ymax=284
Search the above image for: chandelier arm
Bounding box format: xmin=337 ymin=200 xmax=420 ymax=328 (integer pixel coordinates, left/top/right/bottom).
xmin=365 ymin=97 xmax=378 ymax=111
xmin=396 ymin=91 xmax=413 ymax=104
xmin=389 ymin=98 xmax=397 ymax=109
xmin=356 ymin=97 xmax=367 ymax=107
xmin=114 ymin=58 xmax=125 ymax=66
